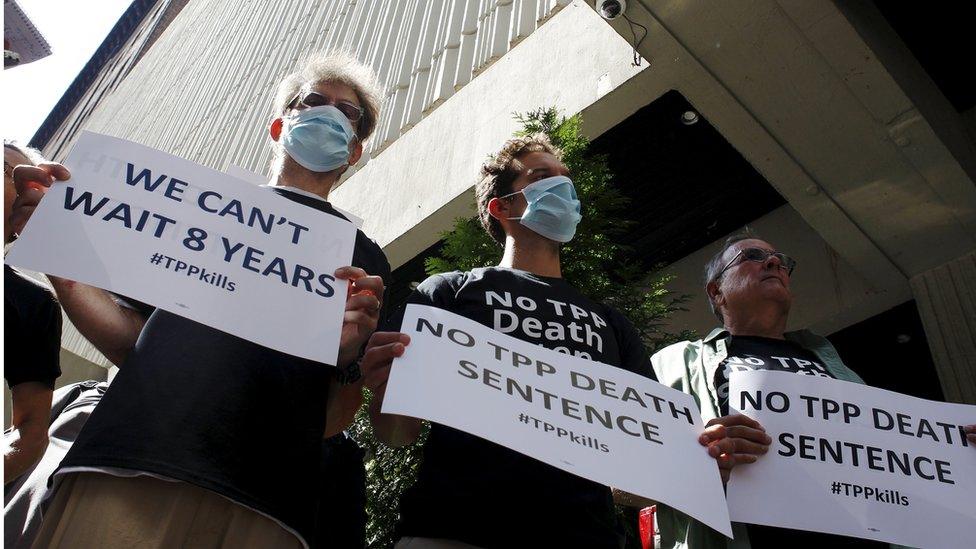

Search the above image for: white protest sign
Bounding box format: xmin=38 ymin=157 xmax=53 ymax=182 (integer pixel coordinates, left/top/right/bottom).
xmin=382 ymin=304 xmax=733 ymax=537
xmin=727 ymin=370 xmax=976 ymax=548
xmin=7 ymin=131 xmax=357 ymax=365
xmin=224 ymin=165 xmax=365 ymax=229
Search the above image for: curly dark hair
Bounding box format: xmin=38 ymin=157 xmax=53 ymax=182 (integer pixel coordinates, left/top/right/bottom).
xmin=475 ymin=134 xmax=561 ymax=244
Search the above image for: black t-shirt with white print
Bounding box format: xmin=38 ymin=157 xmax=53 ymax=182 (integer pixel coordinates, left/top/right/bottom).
xmin=392 ymin=267 xmax=655 ymax=549
xmin=59 ymin=188 xmax=391 ymax=546
xmin=713 ymin=335 xmax=886 ymax=549
xmin=714 ymin=335 xmax=832 ymax=416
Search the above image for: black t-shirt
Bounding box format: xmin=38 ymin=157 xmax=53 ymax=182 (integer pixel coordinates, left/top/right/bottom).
xmin=712 ymin=336 xmax=886 ymax=549
xmin=4 ymin=265 xmax=62 ymax=389
xmin=714 ymin=335 xmax=832 ymax=416
xmin=393 ymin=267 xmax=655 ymax=549
xmin=313 ymin=433 xmax=367 ymax=549
xmin=59 ymin=189 xmax=390 ymax=546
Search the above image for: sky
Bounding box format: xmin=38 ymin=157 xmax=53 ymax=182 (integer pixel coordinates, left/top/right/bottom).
xmin=3 ymin=0 xmax=134 ymax=144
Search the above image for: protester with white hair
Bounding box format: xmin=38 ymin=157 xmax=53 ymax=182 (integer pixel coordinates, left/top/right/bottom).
xmin=10 ymin=51 xmax=390 ymax=548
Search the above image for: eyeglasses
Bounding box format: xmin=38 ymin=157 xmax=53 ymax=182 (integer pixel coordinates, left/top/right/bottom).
xmin=4 ymin=160 xmax=15 ymax=178
xmin=717 ymin=247 xmax=797 ymax=279
xmin=287 ymin=90 xmax=363 ymax=127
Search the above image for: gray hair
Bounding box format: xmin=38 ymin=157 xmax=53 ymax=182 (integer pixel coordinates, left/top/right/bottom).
xmin=4 ymin=141 xmax=45 ymax=166
xmin=703 ymin=228 xmax=762 ymax=322
xmin=272 ymin=50 xmax=381 ymax=141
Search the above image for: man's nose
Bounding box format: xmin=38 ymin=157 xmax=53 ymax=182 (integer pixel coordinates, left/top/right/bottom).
xmin=764 ymin=254 xmax=784 ymax=270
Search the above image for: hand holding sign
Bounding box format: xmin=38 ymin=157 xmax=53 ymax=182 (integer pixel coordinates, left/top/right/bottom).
xmin=362 ymin=331 xmax=410 ymax=396
xmin=700 ymin=414 xmax=771 ymax=483
xmin=9 ymin=161 xmax=71 ymax=236
xmin=362 ymin=331 xmax=421 ymax=448
xmin=335 ymin=266 xmax=384 ymax=367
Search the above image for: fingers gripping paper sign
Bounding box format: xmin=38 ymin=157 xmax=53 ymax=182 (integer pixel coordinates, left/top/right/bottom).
xmin=382 ymin=304 xmax=733 ymax=537
xmin=727 ymin=370 xmax=976 ymax=548
xmin=6 ymin=132 xmax=357 ymax=365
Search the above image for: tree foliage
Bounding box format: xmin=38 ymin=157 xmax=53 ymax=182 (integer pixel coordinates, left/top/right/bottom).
xmin=351 ymin=107 xmax=694 ymax=548
xmin=348 ymin=392 xmax=427 ymax=548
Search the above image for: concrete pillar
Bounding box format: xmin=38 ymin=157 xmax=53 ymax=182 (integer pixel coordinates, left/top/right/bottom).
xmin=910 ymin=252 xmax=976 ymax=404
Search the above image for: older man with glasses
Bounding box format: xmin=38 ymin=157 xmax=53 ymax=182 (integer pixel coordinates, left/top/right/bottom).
xmin=649 ymin=230 xmax=893 ymax=549
xmin=11 ymin=52 xmax=389 ymax=549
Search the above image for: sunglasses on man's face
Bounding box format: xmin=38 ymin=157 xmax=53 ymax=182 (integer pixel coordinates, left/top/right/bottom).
xmin=718 ymin=247 xmax=797 ymax=278
xmin=287 ymin=91 xmax=363 ymax=126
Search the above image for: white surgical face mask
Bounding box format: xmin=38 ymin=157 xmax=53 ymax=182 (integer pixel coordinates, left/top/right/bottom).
xmin=281 ymin=105 xmax=356 ymax=172
xmin=501 ymin=175 xmax=582 ymax=243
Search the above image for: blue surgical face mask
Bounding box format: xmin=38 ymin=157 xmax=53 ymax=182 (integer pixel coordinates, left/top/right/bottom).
xmin=503 ymin=175 xmax=582 ymax=243
xmin=280 ymin=105 xmax=356 ymax=173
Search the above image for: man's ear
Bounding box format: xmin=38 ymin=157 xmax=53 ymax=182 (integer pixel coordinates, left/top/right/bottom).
xmin=269 ymin=118 xmax=283 ymax=141
xmin=487 ymin=197 xmax=510 ymax=222
xmin=706 ymin=280 xmax=723 ymax=309
xmin=347 ymin=139 xmax=364 ymax=166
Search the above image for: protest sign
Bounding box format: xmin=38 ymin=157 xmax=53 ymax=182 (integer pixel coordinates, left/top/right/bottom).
xmin=7 ymin=131 xmax=357 ymax=365
xmin=382 ymin=304 xmax=733 ymax=537
xmin=225 ymin=164 xmax=365 ymax=228
xmin=727 ymin=370 xmax=976 ymax=548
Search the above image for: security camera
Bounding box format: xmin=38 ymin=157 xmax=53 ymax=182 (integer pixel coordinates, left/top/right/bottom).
xmin=597 ymin=0 xmax=626 ymax=20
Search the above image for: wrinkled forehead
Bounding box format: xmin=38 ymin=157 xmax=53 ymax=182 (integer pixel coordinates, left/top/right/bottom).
xmin=725 ymin=238 xmax=775 ymax=261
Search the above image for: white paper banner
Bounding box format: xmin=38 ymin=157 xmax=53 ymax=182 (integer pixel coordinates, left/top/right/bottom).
xmin=383 ymin=304 xmax=733 ymax=537
xmin=224 ymin=165 xmax=365 ymax=229
xmin=7 ymin=131 xmax=357 ymax=365
xmin=727 ymin=370 xmax=976 ymax=548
